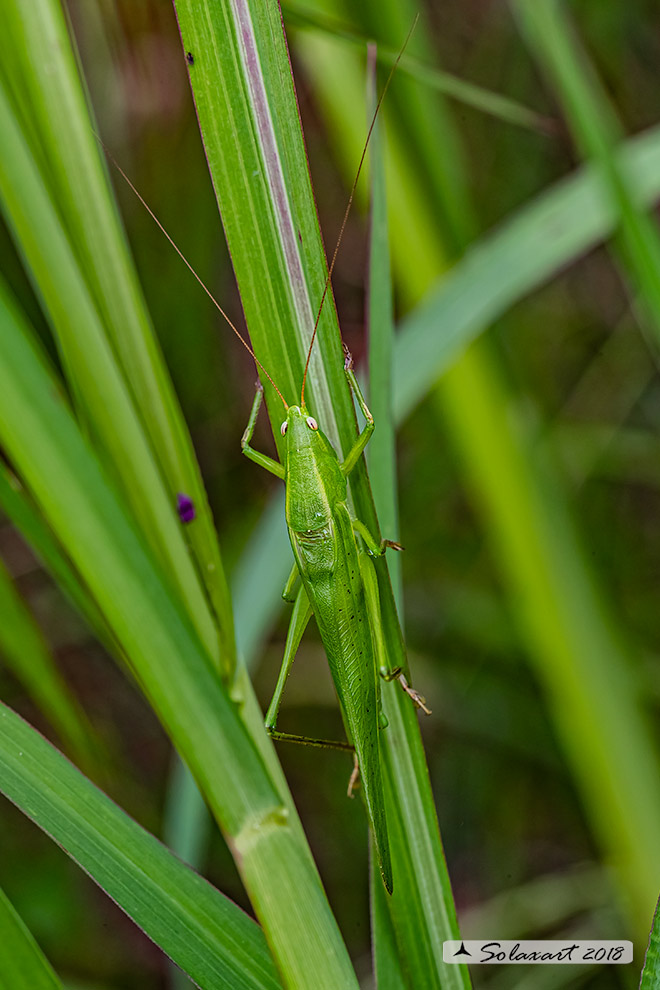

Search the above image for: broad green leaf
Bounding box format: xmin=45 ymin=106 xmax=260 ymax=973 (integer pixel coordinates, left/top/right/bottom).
xmin=0 ymin=702 xmax=281 ymax=990
xmin=0 ymin=884 xmax=62 ymax=990
xmin=0 ymin=279 xmax=357 ymax=990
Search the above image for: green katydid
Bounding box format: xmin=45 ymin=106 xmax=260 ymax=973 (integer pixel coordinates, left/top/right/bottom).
xmin=241 ymin=348 xmax=429 ymax=894
xmin=107 ymin=21 xmax=427 ymax=894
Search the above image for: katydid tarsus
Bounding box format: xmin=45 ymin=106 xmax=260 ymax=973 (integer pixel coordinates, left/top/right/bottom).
xmin=108 ymin=21 xmax=428 ymax=894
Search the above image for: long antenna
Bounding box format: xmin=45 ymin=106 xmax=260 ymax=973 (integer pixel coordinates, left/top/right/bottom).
xmin=98 ymin=138 xmax=288 ymax=408
xmin=300 ymin=15 xmax=419 ymax=409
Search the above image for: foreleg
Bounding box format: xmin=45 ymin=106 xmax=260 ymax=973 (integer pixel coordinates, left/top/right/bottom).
xmin=241 ymin=382 xmax=285 ymax=479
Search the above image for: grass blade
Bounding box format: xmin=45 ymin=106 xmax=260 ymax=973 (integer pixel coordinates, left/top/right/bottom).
xmin=0 ymin=884 xmax=62 ymax=990
xmin=392 ymin=123 xmax=660 ymax=421
xmin=641 ymin=897 xmax=660 ymax=990
xmin=511 ymin=0 xmax=660 ymax=345
xmin=366 ymin=46 xmax=401 ymax=608
xmin=434 ymin=349 xmax=660 ymax=931
xmin=0 ymin=555 xmax=95 ymax=768
xmin=370 ymin=864 xmax=407 ymax=990
xmin=283 ymin=2 xmax=550 ymax=133
xmin=0 ymin=702 xmax=281 ymax=990
xmin=0 ymin=463 xmax=114 ymax=652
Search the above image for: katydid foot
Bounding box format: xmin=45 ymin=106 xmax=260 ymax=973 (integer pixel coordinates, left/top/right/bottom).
xmin=381 ymin=666 xmax=432 ymax=716
xmin=347 ymin=753 xmax=360 ymax=798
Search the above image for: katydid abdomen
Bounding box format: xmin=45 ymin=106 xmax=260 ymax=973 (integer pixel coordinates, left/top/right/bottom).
xmin=291 ymin=504 xmax=392 ymax=892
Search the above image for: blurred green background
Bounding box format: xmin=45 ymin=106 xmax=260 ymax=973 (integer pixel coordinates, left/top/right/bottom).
xmin=2 ymin=0 xmax=660 ymax=986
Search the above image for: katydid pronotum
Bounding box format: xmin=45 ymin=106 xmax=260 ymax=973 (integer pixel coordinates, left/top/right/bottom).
xmin=107 ymin=21 xmax=428 ymax=895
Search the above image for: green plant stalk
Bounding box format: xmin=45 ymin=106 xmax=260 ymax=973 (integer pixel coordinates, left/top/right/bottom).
xmin=173 ymin=0 xmax=467 ymax=982
xmin=364 ymin=48 xmax=419 ymax=981
xmin=366 ymin=46 xmax=402 ymax=610
xmin=511 ymin=0 xmax=660 ymax=348
xmin=0 ymin=280 xmax=357 ymax=990
xmin=295 ymin=0 xmax=660 ymax=933
xmin=1 ymin=0 xmax=235 ymax=666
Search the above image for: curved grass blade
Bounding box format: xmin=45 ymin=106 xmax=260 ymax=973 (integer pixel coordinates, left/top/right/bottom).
xmin=392 ymin=122 xmax=660 ymax=421
xmin=0 ymin=702 xmax=281 ymax=990
xmin=641 ymin=896 xmax=660 ymax=990
xmin=162 ymin=496 xmax=293 ymax=987
xmin=0 ymin=555 xmax=96 ymax=769
xmin=0 ymin=884 xmax=62 ymax=990
xmin=511 ymin=0 xmax=660 ymax=348
xmin=0 ymin=463 xmax=115 ymax=653
xmin=1 ymin=0 xmax=235 ymax=666
xmin=0 ymin=279 xmax=358 ymax=990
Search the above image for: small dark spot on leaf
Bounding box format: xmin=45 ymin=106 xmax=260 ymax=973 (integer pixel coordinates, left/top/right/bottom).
xmin=186 ymin=51 xmax=195 ymax=65
xmin=176 ymin=492 xmax=195 ymax=523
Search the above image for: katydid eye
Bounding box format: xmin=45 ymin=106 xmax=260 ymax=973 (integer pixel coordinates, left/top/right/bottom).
xmin=306 ymin=417 xmax=318 ymax=430
xmin=280 ymin=421 xmax=288 ymax=435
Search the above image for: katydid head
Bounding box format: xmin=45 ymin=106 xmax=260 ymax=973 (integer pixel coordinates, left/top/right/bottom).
xmin=280 ymin=405 xmax=320 ymax=443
